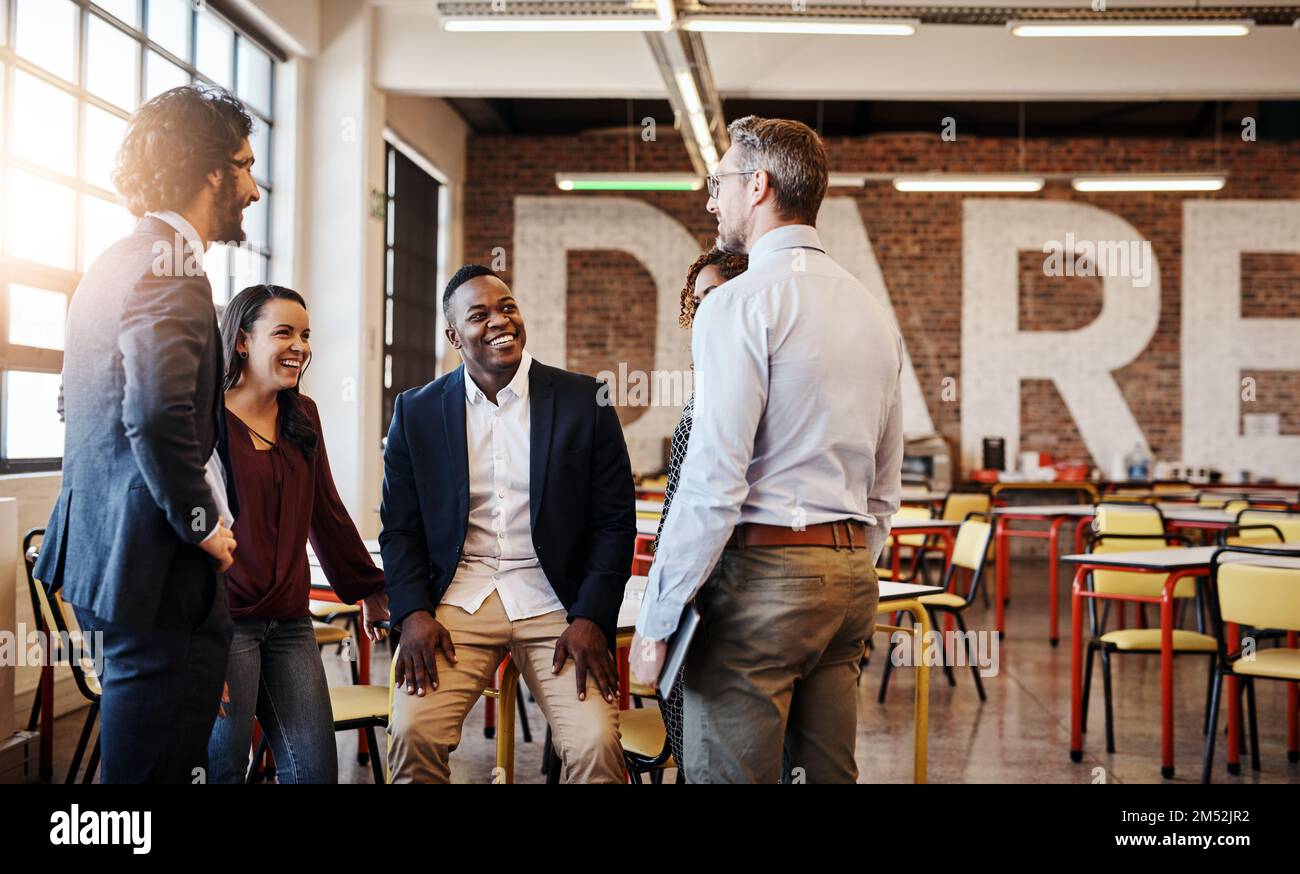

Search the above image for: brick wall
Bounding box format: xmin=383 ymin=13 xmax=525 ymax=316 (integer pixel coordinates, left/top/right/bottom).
xmin=463 ymin=128 xmax=1300 ymax=472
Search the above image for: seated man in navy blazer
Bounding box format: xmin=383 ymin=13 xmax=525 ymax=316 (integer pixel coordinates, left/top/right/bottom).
xmin=381 ymin=265 xmax=636 ymax=783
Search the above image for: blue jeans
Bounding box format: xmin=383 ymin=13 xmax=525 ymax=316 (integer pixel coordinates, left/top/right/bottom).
xmin=207 ymin=616 xmax=338 ymax=783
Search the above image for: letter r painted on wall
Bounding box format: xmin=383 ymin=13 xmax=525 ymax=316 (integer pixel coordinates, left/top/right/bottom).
xmin=960 ymin=200 xmax=1160 ymax=474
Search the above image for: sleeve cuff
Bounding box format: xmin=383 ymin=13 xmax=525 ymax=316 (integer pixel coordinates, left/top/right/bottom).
xmin=635 ymin=597 xmax=685 ymax=641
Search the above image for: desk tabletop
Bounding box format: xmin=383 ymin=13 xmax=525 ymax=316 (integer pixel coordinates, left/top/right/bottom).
xmin=616 ymin=577 xmax=944 ymax=633
xmin=992 ymin=504 xmax=1096 ymax=517
xmin=891 ymin=518 xmax=962 ymax=529
xmin=1061 ymin=542 xmax=1300 ymax=571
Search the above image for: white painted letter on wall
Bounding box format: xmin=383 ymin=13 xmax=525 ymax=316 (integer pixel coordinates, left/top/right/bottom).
xmin=961 ymin=200 xmax=1160 ymax=473
xmin=1182 ymin=200 xmax=1300 ymax=480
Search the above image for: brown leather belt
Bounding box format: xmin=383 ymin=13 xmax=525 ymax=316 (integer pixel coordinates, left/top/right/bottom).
xmin=727 ymin=520 xmax=870 ymax=550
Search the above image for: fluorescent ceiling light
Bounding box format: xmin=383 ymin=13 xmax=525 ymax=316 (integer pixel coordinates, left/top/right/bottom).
xmin=674 ymin=71 xmax=703 ymax=116
xmin=893 ymin=175 xmax=1045 ymax=193
xmin=683 ymin=17 xmax=917 ymax=35
xmin=1072 ymin=175 xmax=1226 ymax=192
xmin=443 ymin=17 xmax=669 ymax=32
xmin=1008 ymin=20 xmax=1252 ymax=38
xmin=556 ymin=173 xmax=703 ymax=192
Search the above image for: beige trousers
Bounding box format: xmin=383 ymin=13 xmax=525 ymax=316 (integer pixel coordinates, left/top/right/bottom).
xmin=387 ymin=591 xmax=624 ymax=783
xmin=683 ymin=544 xmax=879 ymax=784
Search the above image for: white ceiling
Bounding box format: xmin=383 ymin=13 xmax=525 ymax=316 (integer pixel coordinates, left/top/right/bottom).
xmin=255 ymin=0 xmax=1300 ymax=101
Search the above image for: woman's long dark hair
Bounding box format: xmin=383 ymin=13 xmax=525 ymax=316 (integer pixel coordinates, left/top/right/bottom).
xmin=220 ymin=284 xmax=318 ymax=461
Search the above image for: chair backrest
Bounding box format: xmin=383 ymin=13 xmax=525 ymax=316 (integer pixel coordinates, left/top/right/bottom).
xmin=1094 ymin=502 xmax=1164 ymax=536
xmin=941 ymin=492 xmax=990 ymax=522
xmin=1212 ymin=552 xmax=1300 ymax=634
xmin=24 ymin=532 xmax=101 ymax=700
xmin=893 ymin=505 xmax=932 ymax=547
xmin=1089 ymin=505 xmax=1193 ymax=598
xmin=939 ymin=513 xmax=993 ymax=604
xmin=950 ymin=516 xmax=993 ymax=572
xmin=1237 ymin=509 xmax=1300 ymax=542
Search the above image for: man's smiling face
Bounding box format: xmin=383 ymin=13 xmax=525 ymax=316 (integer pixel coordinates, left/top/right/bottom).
xmin=444 ymin=275 xmax=527 ymax=378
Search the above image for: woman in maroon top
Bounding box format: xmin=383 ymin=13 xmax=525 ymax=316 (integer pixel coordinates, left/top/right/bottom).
xmin=207 ymin=284 xmax=387 ymax=783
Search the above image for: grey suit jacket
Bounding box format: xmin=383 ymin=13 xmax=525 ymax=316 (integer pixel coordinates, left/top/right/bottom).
xmin=34 ymin=216 xmax=232 ymax=629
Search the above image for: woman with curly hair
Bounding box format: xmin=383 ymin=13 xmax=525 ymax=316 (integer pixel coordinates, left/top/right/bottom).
xmin=653 ymin=246 xmax=748 ymax=782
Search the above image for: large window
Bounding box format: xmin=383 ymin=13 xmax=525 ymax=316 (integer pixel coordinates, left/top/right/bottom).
xmin=381 ymin=140 xmax=443 ymax=441
xmin=0 ymin=0 xmax=277 ymax=472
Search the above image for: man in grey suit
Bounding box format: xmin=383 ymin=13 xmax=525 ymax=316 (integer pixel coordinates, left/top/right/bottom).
xmin=34 ymin=86 xmax=262 ymax=783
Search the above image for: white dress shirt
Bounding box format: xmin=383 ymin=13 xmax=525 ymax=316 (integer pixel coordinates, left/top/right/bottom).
xmin=146 ymin=210 xmax=232 ymax=541
xmin=441 ymin=351 xmax=566 ymax=621
xmin=635 ymin=224 xmax=904 ymax=640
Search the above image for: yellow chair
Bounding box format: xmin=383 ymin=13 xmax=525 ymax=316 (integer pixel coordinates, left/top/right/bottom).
xmin=939 ymin=492 xmax=993 ymax=604
xmin=622 ymin=706 xmax=675 ymax=784
xmin=879 ymin=514 xmax=994 ymax=702
xmin=877 ymin=505 xmax=935 ymax=583
xmin=1236 ymin=509 xmax=1300 ymax=543
xmin=1081 ymin=504 xmax=1215 ymax=754
xmin=1202 ymin=548 xmax=1300 ymax=782
xmin=330 ymin=685 xmax=390 ymax=783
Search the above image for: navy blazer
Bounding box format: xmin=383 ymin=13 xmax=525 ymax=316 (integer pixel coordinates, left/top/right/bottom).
xmin=34 ymin=216 xmax=234 ymax=629
xmin=379 ymin=361 xmax=636 ymax=641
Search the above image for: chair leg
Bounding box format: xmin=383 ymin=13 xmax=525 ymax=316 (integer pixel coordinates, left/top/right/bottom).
xmin=878 ymin=626 xmax=898 ymax=704
xmin=1246 ymin=679 xmax=1261 ymax=772
xmin=1082 ymin=643 xmax=1097 ymax=735
xmin=1202 ymin=669 xmax=1222 ymax=784
xmin=939 ymin=612 xmax=956 ymax=689
xmin=246 ymin=731 xmax=271 ymax=784
xmin=625 ymin=756 xmax=643 ymax=785
xmin=1203 ymin=656 xmax=1216 ymax=736
xmin=516 ymin=685 xmax=532 ymax=743
xmin=540 ymin=725 xmax=552 ymax=775
xmin=365 ymin=726 xmax=385 ymax=784
xmin=66 ymin=702 xmax=98 ymax=785
xmin=1100 ymin=648 xmax=1116 ymax=754
xmin=26 ymin=685 xmax=41 ymax=732
xmin=82 ymin=735 xmax=101 ymax=785
xmin=954 ymin=612 xmax=985 ymax=701
xmin=546 ymin=742 xmax=562 ymax=784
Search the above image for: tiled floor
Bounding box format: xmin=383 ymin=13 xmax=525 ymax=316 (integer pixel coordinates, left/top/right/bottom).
xmin=43 ymin=557 xmax=1300 ymax=784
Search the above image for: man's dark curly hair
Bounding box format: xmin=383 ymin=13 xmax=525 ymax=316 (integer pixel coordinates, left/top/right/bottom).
xmin=680 ymin=248 xmax=749 ymax=327
xmin=113 ymin=85 xmax=254 ymax=217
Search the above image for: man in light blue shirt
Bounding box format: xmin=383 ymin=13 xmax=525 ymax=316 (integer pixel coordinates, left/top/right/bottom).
xmin=631 ymin=116 xmax=903 ymax=783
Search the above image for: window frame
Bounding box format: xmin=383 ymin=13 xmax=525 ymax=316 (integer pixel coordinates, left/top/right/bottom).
xmin=0 ymin=0 xmax=278 ymax=473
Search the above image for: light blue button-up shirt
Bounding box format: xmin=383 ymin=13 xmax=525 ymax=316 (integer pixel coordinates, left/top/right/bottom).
xmin=634 ymin=224 xmax=904 ymax=640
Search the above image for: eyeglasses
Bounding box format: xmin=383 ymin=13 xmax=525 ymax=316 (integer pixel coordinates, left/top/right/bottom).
xmin=706 ymin=170 xmax=756 ymax=198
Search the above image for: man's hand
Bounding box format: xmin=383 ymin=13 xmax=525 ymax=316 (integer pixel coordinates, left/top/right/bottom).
xmin=552 ymin=618 xmax=618 ymax=702
xmin=394 ymin=610 xmax=455 ymax=697
xmin=217 ymin=681 xmax=231 ymax=719
xmin=361 ymin=590 xmax=389 ymax=642
xmin=200 ymin=522 xmax=236 ymax=573
xmin=629 ymin=632 xmax=668 ymax=689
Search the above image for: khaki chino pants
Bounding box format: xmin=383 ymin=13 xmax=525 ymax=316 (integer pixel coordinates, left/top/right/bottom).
xmin=387 ymin=591 xmax=624 ymax=783
xmin=683 ymin=544 xmax=878 ymax=784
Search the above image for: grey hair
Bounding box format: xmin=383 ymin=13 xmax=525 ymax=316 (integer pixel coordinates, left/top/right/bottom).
xmin=725 ymin=115 xmax=829 ymax=225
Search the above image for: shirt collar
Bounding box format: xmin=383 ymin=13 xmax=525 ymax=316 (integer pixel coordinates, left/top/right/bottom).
xmin=465 ymin=349 xmax=533 ymax=407
xmin=145 ymin=210 xmax=206 ymax=253
xmin=748 ymin=224 xmax=824 ymax=262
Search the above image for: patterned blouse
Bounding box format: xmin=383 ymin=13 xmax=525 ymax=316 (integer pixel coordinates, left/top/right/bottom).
xmin=654 ymin=392 xmax=693 ymax=775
